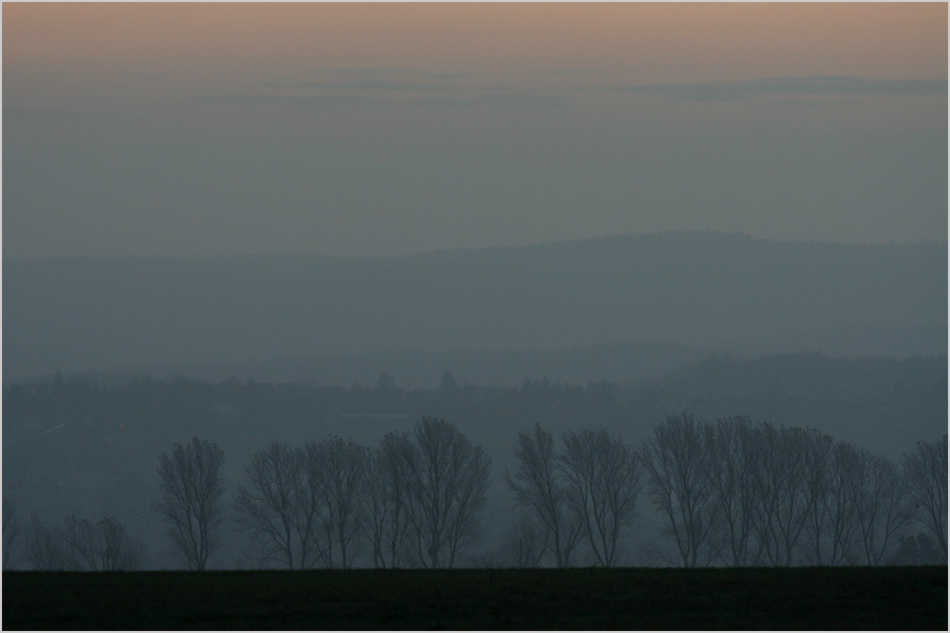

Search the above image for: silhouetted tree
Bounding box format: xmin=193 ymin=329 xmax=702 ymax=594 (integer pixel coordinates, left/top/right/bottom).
xmin=504 ymin=423 xmax=583 ymax=567
xmin=398 ymin=417 xmax=491 ymax=568
xmin=772 ymin=428 xmax=824 ymax=566
xmin=23 ymin=514 xmax=66 ymax=571
xmin=800 ymin=429 xmax=834 ymax=566
xmin=439 ymin=369 xmax=459 ymax=394
xmin=902 ymin=435 xmax=948 ymax=560
xmin=62 ymin=515 xmax=102 ymax=571
xmin=376 ymin=372 xmax=397 ymax=392
xmin=233 ymin=442 xmax=321 ymax=569
xmin=362 ymin=437 xmax=412 ymax=568
xmin=887 ymin=532 xmax=942 ymax=566
xmin=559 ymin=427 xmax=641 ymax=567
xmin=641 ymin=414 xmax=717 ymax=567
xmin=62 ymin=515 xmax=144 ymax=571
xmin=155 ymin=436 xmax=226 ymax=570
xmin=3 ymin=498 xmax=19 ymax=570
xmin=825 ymin=442 xmax=865 ymax=565
xmin=702 ymin=417 xmax=759 ymax=566
xmin=305 ymin=436 xmax=369 ymax=569
xmin=854 ymin=451 xmax=910 ymax=565
xmin=745 ymin=422 xmax=789 ymax=566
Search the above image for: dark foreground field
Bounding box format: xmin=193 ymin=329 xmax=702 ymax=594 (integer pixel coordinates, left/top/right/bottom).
xmin=3 ymin=566 xmax=947 ymax=630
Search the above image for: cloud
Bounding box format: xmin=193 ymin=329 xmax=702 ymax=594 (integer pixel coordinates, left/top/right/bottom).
xmin=196 ymin=67 xmax=586 ymax=111
xmin=479 ymin=92 xmax=567 ymax=109
xmin=762 ymin=97 xmax=866 ymax=108
xmin=193 ymin=93 xmax=395 ymax=108
xmin=265 ymin=80 xmax=470 ymax=92
xmin=197 ymin=65 xmax=569 ymax=111
xmin=270 ymin=67 xmax=486 ymax=93
xmin=290 ymin=67 xmax=584 ymax=94
xmin=194 ymin=90 xmax=566 ymax=111
xmin=310 ymin=68 xmax=478 ymax=82
xmin=602 ymin=76 xmax=948 ymax=102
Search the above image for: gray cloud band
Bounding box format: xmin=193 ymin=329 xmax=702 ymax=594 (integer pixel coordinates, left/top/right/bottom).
xmin=602 ymin=76 xmax=948 ymax=102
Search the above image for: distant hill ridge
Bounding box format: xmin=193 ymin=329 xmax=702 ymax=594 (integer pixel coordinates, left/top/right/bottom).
xmin=4 ymin=232 xmax=946 ymax=380
xmin=5 ymin=230 xmax=946 ymax=262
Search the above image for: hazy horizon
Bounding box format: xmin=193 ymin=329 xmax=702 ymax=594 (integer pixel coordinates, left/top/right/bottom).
xmin=3 ymin=229 xmax=948 ymax=263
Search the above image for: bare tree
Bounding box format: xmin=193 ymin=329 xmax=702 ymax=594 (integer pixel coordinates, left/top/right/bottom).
xmin=62 ymin=515 xmax=145 ymax=571
xmin=641 ymin=414 xmax=717 ymax=568
xmin=504 ymin=423 xmax=583 ymax=567
xmin=233 ymin=442 xmax=322 ymax=569
xmin=362 ymin=437 xmax=412 ymax=568
xmin=559 ymin=427 xmax=641 ymax=567
xmin=305 ymin=436 xmax=369 ymax=569
xmin=399 ymin=417 xmax=491 ymax=568
xmin=99 ymin=517 xmax=146 ymax=570
xmin=62 ymin=515 xmax=100 ymax=571
xmin=800 ymin=429 xmax=834 ymax=566
xmin=746 ymin=421 xmax=800 ymax=566
xmin=23 ymin=514 xmax=67 ymax=571
xmin=855 ymin=451 xmax=910 ymax=566
xmin=3 ymin=498 xmax=19 ymax=570
xmin=745 ymin=425 xmax=840 ymax=567
xmin=902 ymin=435 xmax=948 ymax=560
xmin=702 ymin=417 xmax=759 ymax=567
xmin=771 ymin=427 xmax=823 ymax=566
xmin=155 ymin=436 xmax=226 ymax=570
xmin=825 ymin=441 xmax=864 ymax=565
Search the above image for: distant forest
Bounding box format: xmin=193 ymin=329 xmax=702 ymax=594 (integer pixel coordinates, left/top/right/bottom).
xmin=4 ymin=353 xmax=944 ymax=457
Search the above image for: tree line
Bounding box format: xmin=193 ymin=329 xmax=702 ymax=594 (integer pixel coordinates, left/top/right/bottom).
xmin=6 ymin=355 xmax=945 ymax=463
xmin=3 ymin=503 xmax=146 ymax=572
xmin=4 ymin=415 xmax=946 ymax=570
xmin=503 ymin=416 xmax=946 ymax=569
xmin=638 ymin=415 xmax=946 ymax=567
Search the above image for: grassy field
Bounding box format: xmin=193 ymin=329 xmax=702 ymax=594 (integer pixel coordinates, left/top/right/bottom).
xmin=3 ymin=566 xmax=946 ymax=630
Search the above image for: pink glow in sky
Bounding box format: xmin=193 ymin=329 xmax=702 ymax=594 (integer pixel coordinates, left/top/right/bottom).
xmin=5 ymin=3 xmax=946 ymax=79
xmin=5 ymin=3 xmax=946 ymax=143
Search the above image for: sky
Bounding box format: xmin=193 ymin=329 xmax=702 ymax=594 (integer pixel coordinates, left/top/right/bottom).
xmin=3 ymin=3 xmax=947 ymax=259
